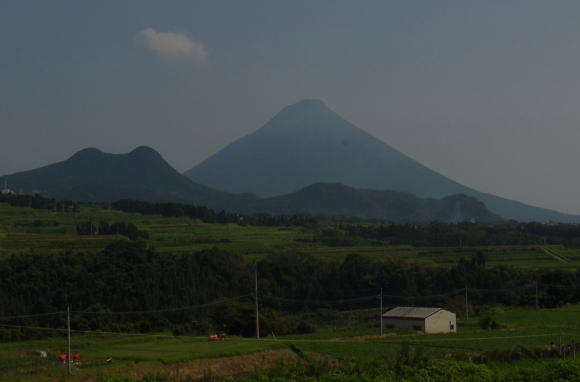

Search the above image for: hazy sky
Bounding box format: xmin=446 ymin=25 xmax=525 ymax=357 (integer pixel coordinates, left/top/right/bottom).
xmin=1 ymin=1 xmax=579 ymax=214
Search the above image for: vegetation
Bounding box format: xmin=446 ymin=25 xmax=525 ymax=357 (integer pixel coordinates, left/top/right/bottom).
xmin=3 ymin=239 xmax=580 ymax=341
xmin=2 ymin=199 xmax=580 ymax=380
xmin=3 ymin=309 xmax=580 ymax=382
xmin=75 ymin=220 xmax=149 ymax=240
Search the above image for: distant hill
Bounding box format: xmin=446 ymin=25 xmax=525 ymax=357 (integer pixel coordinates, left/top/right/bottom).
xmin=0 ymin=145 xmax=498 ymax=223
xmin=0 ymin=146 xmax=241 ymax=204
xmin=185 ymin=99 xmax=580 ymax=222
xmin=235 ymin=182 xmax=499 ymax=222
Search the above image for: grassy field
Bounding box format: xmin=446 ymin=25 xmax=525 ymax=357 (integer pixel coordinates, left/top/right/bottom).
xmin=2 ymin=203 xmax=580 ymax=270
xmin=3 ymin=203 xmax=580 ymax=380
xmin=0 ymin=203 xmax=311 ymax=258
xmin=2 ymin=305 xmax=580 ymax=381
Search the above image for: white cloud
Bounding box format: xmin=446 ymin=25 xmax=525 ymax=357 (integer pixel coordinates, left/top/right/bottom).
xmin=139 ymin=28 xmax=207 ymax=61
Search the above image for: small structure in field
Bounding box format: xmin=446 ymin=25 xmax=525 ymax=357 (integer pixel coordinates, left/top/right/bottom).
xmin=1 ymin=180 xmax=14 ymax=195
xmin=382 ymin=307 xmax=456 ymax=334
xmin=208 ymin=333 xmax=226 ymax=342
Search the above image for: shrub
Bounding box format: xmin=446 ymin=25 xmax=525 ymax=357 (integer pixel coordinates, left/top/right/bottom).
xmin=479 ymin=316 xmax=504 ymax=330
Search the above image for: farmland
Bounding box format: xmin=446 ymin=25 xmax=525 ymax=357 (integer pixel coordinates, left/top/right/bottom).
xmin=2 ymin=202 xmax=580 ymax=269
xmin=3 ymin=201 xmax=580 ymax=381
xmin=2 ymin=305 xmax=580 ymax=381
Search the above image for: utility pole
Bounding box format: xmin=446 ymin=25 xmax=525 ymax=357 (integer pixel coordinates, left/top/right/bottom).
xmin=465 ymin=286 xmax=469 ymax=320
xmin=379 ymin=288 xmax=383 ymax=336
xmin=255 ymin=263 xmax=260 ymax=339
xmin=535 ymin=281 xmax=539 ymax=310
xmin=67 ymin=304 xmax=72 ymax=374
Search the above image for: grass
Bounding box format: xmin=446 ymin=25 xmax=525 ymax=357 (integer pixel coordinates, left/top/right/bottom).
xmin=2 ymin=203 xmax=580 ymax=270
xmin=3 ymin=203 xmax=580 ymax=380
xmin=4 ymin=305 xmax=580 ymax=381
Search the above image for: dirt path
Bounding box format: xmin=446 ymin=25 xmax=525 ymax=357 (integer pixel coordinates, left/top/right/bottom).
xmin=51 ymin=349 xmax=320 ymax=382
xmin=168 ymin=349 xmax=299 ymax=379
xmin=541 ymin=247 xmax=569 ymax=263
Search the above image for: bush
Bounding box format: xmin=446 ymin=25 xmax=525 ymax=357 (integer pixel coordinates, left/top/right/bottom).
xmin=295 ymin=320 xmax=317 ymax=334
xmin=479 ymin=316 xmax=504 ymax=330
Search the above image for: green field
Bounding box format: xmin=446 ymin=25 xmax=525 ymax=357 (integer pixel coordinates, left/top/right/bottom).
xmin=2 ymin=306 xmax=580 ymax=381
xmin=2 ymin=203 xmax=580 ymax=270
xmin=3 ymin=202 xmax=580 ymax=380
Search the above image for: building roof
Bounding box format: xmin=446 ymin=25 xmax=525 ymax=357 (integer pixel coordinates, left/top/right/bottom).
xmin=382 ymin=307 xmax=444 ymax=319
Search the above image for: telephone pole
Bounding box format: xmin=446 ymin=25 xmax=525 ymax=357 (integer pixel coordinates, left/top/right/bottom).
xmin=254 ymin=263 xmax=260 ymax=339
xmin=380 ymin=288 xmax=384 ymax=336
xmin=465 ymin=286 xmax=469 ymax=320
xmin=535 ymin=281 xmax=539 ymax=310
xmin=67 ymin=304 xmax=72 ymax=374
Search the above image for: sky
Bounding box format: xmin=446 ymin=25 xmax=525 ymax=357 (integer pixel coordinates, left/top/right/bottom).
xmin=1 ymin=1 xmax=579 ymax=214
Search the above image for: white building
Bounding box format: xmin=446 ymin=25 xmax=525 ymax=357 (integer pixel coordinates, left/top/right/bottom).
xmin=382 ymin=307 xmax=456 ymax=334
xmin=1 ymin=180 xmax=15 ymax=195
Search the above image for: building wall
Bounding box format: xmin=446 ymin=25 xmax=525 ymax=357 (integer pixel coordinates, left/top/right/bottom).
xmin=424 ymin=310 xmax=456 ymax=333
xmin=383 ymin=318 xmax=425 ymax=331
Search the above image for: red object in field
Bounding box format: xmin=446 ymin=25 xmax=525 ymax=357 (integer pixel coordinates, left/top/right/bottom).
xmin=72 ymin=353 xmax=80 ymax=360
xmin=58 ymin=353 xmax=67 ymax=361
xmin=208 ymin=333 xmax=227 ymax=342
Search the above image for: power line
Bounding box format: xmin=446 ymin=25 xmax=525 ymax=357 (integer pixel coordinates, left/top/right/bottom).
xmin=2 ymin=282 xmax=578 ymax=319
xmin=262 ymin=295 xmax=378 ymax=305
xmin=469 ymin=284 xmax=535 ymax=292
xmin=0 ymin=311 xmax=65 ymax=320
xmin=381 ymin=289 xmax=465 ymax=299
xmin=71 ymin=294 xmax=253 ymax=315
xmin=401 ymin=332 xmax=570 ymax=343
xmin=0 ymin=323 xmax=204 ymax=339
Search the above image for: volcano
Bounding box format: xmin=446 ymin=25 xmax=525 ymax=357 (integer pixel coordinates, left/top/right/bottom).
xmin=186 ymin=99 xmax=579 ymax=222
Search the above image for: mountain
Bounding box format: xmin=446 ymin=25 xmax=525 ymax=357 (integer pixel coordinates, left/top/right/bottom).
xmin=0 ymin=145 xmax=497 ymax=222
xmin=185 ymin=99 xmax=580 ymax=222
xmin=237 ymin=182 xmax=499 ymax=222
xmin=0 ymin=146 xmax=240 ymax=204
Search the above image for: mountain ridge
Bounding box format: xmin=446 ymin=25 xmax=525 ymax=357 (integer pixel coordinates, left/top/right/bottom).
xmin=185 ymin=99 xmax=580 ymax=222
xmin=0 ymin=146 xmax=232 ymax=204
xmin=1 ymin=146 xmax=499 ymax=223
xmin=236 ymin=182 xmax=500 ymax=222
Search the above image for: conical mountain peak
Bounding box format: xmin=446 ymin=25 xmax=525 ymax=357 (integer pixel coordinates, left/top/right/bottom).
xmin=256 ymin=99 xmax=357 ymax=138
xmin=267 ymin=99 xmax=336 ymax=123
xmin=282 ymin=99 xmax=328 ymax=113
xmin=184 ymin=101 xmax=580 ymax=222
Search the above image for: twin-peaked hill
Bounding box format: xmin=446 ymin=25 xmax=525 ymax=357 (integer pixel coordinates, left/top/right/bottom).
xmin=0 ymin=146 xmax=234 ymax=204
xmin=186 ymin=99 xmax=580 ymax=222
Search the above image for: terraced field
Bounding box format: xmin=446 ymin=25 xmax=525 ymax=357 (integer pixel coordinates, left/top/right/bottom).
xmin=2 ymin=202 xmax=580 ymax=269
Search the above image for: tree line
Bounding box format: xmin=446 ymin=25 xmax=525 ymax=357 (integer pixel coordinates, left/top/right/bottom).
xmin=111 ymin=199 xmax=318 ymax=226
xmin=2 ymin=241 xmax=580 ymax=340
xmin=0 ymin=193 xmax=318 ymax=227
xmin=322 ymin=221 xmax=580 ymax=247
xmin=75 ymin=221 xmax=149 ymax=240
xmin=0 ymin=193 xmax=80 ymax=213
